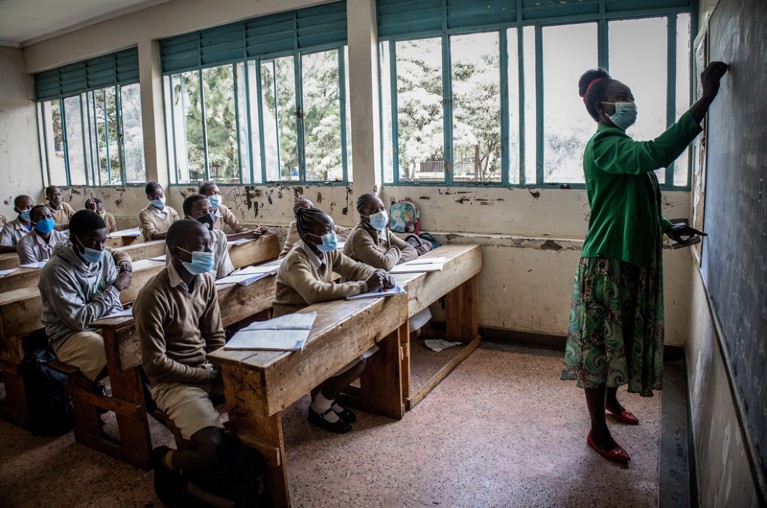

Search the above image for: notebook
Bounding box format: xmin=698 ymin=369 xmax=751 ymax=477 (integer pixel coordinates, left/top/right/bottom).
xmin=346 ymin=285 xmax=406 ymax=300
xmin=224 ymin=311 xmax=317 ymax=351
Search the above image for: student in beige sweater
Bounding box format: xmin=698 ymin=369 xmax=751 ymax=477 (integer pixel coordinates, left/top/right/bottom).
xmin=134 ymin=220 xmax=229 ymax=505
xmin=85 ymin=198 xmax=118 ymax=234
xmin=274 ymin=207 xmax=394 ymax=433
xmin=138 ymin=182 xmax=181 ymax=241
xmin=45 ymin=185 xmax=76 ymax=230
xmin=278 ymin=198 xmax=351 ymax=258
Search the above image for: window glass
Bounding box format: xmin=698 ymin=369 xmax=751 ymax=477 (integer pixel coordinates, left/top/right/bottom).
xmin=177 ymin=71 xmax=206 ymax=182
xmin=674 ymin=13 xmax=692 ymax=187
xmin=202 ymin=65 xmax=239 ymax=184
xmin=396 ymin=37 xmax=444 ymax=182
xmin=302 ymin=49 xmax=343 ymax=181
xmin=42 ymin=100 xmax=67 ymax=185
xmin=506 ymin=28 xmax=520 ymax=185
xmin=451 ymin=32 xmax=501 ymax=183
xmin=522 ymin=27 xmax=536 ymax=184
xmin=542 ymin=23 xmax=598 ymax=184
xmin=63 ymin=95 xmax=88 ymax=185
xmin=121 ymin=83 xmax=145 ymax=184
xmin=379 ymin=41 xmax=394 ymax=183
xmin=236 ymin=62 xmax=254 ymax=184
xmin=610 ymin=17 xmax=667 ymax=183
xmin=261 ymin=57 xmax=298 ymax=181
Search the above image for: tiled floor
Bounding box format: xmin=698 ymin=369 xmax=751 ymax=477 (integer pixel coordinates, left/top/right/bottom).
xmin=0 ymin=343 xmax=663 ymax=507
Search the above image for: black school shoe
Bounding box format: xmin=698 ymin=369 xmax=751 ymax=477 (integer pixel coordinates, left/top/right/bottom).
xmin=308 ymin=407 xmax=352 ymax=434
xmin=334 ymin=407 xmax=357 ymax=424
xmin=151 ymin=446 xmax=185 ymax=507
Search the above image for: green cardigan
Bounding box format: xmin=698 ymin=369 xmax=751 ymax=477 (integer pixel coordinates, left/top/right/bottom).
xmin=581 ymin=111 xmax=702 ymax=266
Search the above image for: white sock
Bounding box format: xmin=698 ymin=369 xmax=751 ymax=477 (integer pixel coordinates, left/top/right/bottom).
xmin=311 ymin=393 xmax=339 ymax=423
xmin=331 ymin=402 xmax=345 ymax=414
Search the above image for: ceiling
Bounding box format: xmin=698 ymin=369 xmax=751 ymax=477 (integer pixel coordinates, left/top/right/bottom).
xmin=0 ymin=0 xmax=169 ymax=47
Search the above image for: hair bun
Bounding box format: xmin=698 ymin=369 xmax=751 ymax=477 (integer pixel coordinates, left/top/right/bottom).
xmin=578 ymin=68 xmax=611 ymax=97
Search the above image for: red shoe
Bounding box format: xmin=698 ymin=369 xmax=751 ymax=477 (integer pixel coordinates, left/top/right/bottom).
xmin=605 ymin=404 xmax=640 ymax=425
xmin=587 ymin=432 xmax=630 ymax=464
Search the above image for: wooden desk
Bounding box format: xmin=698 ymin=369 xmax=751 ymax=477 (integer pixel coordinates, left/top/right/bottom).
xmin=0 ymin=235 xmax=279 ymax=428
xmin=209 ymin=294 xmax=408 ymax=507
xmin=391 ymin=244 xmax=482 ymax=409
xmin=0 ymin=253 xmax=18 ymax=271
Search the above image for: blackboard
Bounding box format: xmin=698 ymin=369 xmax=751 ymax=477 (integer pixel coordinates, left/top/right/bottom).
xmin=701 ymin=0 xmax=767 ymax=498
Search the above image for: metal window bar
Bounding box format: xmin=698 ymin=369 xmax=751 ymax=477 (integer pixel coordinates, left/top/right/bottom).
xmin=78 ymin=95 xmax=89 ymax=185
xmin=295 ymin=54 xmax=306 ymax=182
xmin=232 ymin=63 xmax=244 ymax=185
xmin=117 ymin=85 xmax=127 ymax=185
xmin=60 ymin=98 xmax=71 ymax=186
xmin=534 ymin=25 xmax=544 ymax=186
xmin=339 ymin=48 xmax=349 ymax=183
xmin=199 ymin=70 xmax=210 ymax=181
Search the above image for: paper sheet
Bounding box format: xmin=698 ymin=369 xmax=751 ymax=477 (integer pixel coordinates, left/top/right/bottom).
xmin=0 ymin=268 xmax=18 ymax=277
xmin=424 ymin=339 xmax=462 ymax=353
xmin=224 ymin=311 xmax=317 ymax=351
xmin=109 ymin=227 xmax=141 ymax=238
xmin=215 ymin=271 xmax=269 ymax=286
xmin=19 ymin=261 xmax=48 ymax=269
xmin=389 ymin=262 xmax=444 ymax=274
xmin=346 ymin=285 xmax=405 ymax=300
xmin=228 ymin=238 xmax=254 ymax=246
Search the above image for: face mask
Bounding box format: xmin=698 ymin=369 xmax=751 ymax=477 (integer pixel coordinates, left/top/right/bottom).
xmin=34 ymin=217 xmax=56 ymax=235
xmin=197 ymin=213 xmax=215 ymax=230
xmin=315 ymin=232 xmax=337 ymax=253
xmin=367 ymin=210 xmax=388 ymax=231
xmin=151 ymin=197 xmax=166 ymax=209
xmin=208 ymin=195 xmax=222 ymax=209
xmin=74 ymin=236 xmax=105 ymax=264
xmin=20 ymin=209 xmax=31 ymax=222
xmin=178 ymin=248 xmax=215 ymax=275
xmin=603 ymin=101 xmax=638 ymax=131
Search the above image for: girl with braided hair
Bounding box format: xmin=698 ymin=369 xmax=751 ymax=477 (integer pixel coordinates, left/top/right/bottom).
xmin=561 ymin=62 xmax=728 ymax=463
xmin=273 ymin=206 xmax=395 ymax=433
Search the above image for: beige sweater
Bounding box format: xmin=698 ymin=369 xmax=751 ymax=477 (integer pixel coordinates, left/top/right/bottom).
xmin=273 ymin=242 xmax=377 ymax=316
xmin=213 ymin=204 xmax=249 ymax=233
xmin=279 ymin=220 xmax=351 ymax=259
xmin=48 ymin=202 xmax=76 ymax=227
xmin=134 ymin=263 xmax=225 ymax=386
xmin=343 ymin=223 xmax=418 ymax=271
xmin=138 ymin=204 xmax=180 ymax=241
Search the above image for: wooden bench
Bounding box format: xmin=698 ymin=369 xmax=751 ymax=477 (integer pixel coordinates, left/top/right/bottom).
xmin=0 ymin=253 xmax=18 ymax=271
xmin=0 ymin=235 xmax=279 ymax=429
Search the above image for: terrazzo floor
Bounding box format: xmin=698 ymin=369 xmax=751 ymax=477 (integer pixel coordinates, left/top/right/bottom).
xmin=0 ymin=343 xmax=663 ymax=507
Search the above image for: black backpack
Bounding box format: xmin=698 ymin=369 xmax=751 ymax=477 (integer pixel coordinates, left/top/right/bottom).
xmin=22 ymin=346 xmax=75 ymax=435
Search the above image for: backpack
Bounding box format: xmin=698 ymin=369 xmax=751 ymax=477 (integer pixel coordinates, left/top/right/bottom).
xmin=22 ymin=346 xmax=75 ymax=435
xmin=417 ymin=232 xmax=441 ymax=249
xmin=185 ymin=431 xmax=272 ymax=507
xmin=389 ymin=200 xmax=420 ymax=234
xmin=405 ymin=235 xmax=433 ymax=256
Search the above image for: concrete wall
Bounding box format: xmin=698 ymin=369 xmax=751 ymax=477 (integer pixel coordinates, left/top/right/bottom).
xmin=0 ymin=47 xmax=43 ymax=219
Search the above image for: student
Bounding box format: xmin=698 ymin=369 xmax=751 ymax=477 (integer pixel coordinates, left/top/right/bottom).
xmin=134 ymin=220 xmax=230 ymax=505
xmin=17 ymin=205 xmax=66 ymax=265
xmin=39 ymin=210 xmax=133 ymax=389
xmin=45 ymin=185 xmax=76 ymax=230
xmin=274 ymin=206 xmax=394 ymax=433
xmin=178 ymin=194 xmax=234 ymax=279
xmin=0 ymin=195 xmax=35 ymax=253
xmin=278 ymin=198 xmax=351 ymax=259
xmin=344 ymin=193 xmax=431 ymax=335
xmin=85 ymin=198 xmax=117 ymax=234
xmin=139 ymin=182 xmax=180 ymax=241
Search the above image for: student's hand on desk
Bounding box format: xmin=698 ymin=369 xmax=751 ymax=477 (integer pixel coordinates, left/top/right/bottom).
xmin=382 ymin=273 xmax=396 ymax=289
xmin=365 ymin=272 xmax=385 ymax=292
xmin=113 ymin=271 xmax=132 ymax=291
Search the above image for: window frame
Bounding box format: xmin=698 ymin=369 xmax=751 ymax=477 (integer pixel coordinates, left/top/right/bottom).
xmin=378 ymin=5 xmax=696 ymax=190
xmin=38 ymin=82 xmax=145 ymax=187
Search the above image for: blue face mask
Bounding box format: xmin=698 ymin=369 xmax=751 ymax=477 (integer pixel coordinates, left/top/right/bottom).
xmin=604 ymin=101 xmax=638 ymax=131
xmin=34 ymin=217 xmax=56 ymax=235
xmin=74 ymin=236 xmax=105 ymax=264
xmin=179 ymin=248 xmax=215 ymax=275
xmin=20 ymin=209 xmax=31 ymax=222
xmin=208 ymin=195 xmax=222 ymax=209
xmin=316 ymin=232 xmax=338 ymax=253
xmin=367 ymin=210 xmax=388 ymax=231
xmin=151 ymin=197 xmax=166 ymax=209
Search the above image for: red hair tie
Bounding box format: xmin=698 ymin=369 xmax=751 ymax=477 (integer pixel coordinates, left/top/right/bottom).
xmin=582 ymin=77 xmax=604 ymax=104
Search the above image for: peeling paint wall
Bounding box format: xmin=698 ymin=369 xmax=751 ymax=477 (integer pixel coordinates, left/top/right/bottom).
xmin=0 ymin=48 xmax=44 ymax=219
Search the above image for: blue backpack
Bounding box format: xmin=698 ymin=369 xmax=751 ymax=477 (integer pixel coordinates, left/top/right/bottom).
xmin=389 ymin=200 xmax=420 ymax=234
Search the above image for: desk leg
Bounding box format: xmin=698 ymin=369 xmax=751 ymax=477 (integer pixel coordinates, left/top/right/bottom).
xmin=445 ymin=274 xmax=479 ymax=342
xmin=222 ymin=366 xmax=290 ymax=508
xmin=359 ymin=324 xmax=405 ymax=419
xmin=0 ymin=358 xmax=29 ymax=427
xmin=400 ymin=322 xmax=411 ymax=404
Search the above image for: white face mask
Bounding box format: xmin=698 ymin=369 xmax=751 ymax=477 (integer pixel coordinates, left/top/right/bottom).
xmin=602 ymin=101 xmax=638 ymax=130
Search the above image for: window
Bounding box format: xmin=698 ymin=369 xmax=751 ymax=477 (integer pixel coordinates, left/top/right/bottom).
xmin=161 ymin=2 xmax=350 ymax=185
xmin=377 ymin=1 xmax=694 ymax=188
xmin=36 ymin=49 xmax=145 ymax=186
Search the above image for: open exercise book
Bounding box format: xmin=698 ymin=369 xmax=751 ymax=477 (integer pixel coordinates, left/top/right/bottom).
xmin=108 ymin=227 xmax=141 ymax=238
xmin=224 ymin=311 xmax=317 ymax=351
xmin=215 ymin=258 xmax=284 ymax=286
xmin=389 ymin=257 xmax=446 ymax=274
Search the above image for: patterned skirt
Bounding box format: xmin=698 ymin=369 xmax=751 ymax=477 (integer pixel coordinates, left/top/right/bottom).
xmin=560 ymin=254 xmax=664 ymax=396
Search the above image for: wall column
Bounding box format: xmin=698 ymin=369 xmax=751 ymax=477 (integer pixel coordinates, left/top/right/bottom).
xmin=138 ymin=39 xmax=168 ymax=187
xmin=347 ymin=0 xmax=382 ymax=211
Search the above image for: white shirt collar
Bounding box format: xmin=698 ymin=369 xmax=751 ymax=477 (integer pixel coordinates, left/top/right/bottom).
xmin=168 ymin=259 xmax=198 ymax=290
xmin=301 ymin=241 xmax=324 ymax=270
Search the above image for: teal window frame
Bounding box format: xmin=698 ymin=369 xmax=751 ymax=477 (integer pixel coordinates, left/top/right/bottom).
xmin=377 ymin=0 xmax=696 ymax=190
xmin=159 ymin=1 xmax=350 ymax=186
